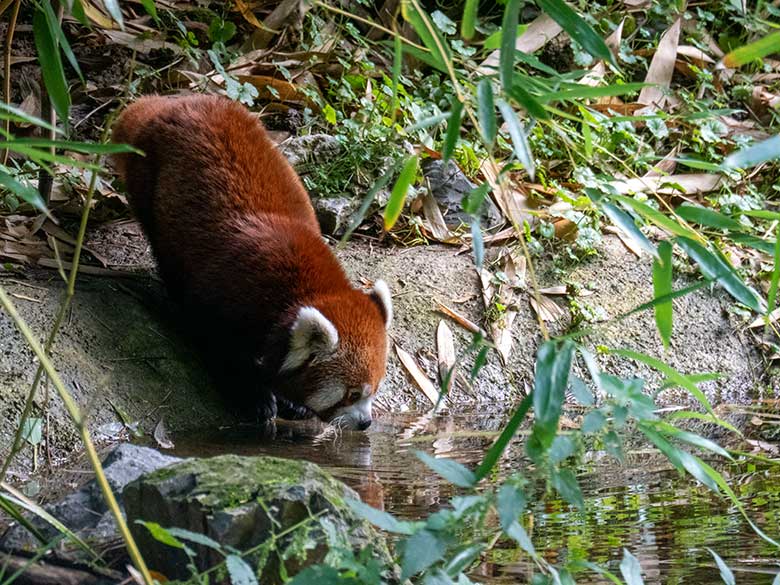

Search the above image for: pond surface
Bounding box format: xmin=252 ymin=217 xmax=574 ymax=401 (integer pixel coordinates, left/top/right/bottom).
xmin=173 ymin=411 xmax=780 ymax=584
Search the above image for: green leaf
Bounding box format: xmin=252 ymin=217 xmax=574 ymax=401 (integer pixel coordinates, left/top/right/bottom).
xmin=496 ymin=483 xmax=527 ymax=531
xmin=42 ymin=0 xmax=82 ymax=82
xmin=0 ymin=102 xmax=62 ymax=133
xmin=532 ymin=340 xmax=574 ymax=449
xmin=137 ymin=521 xmax=186 ymax=550
xmin=165 ymin=527 xmax=222 ymax=550
xmin=346 ymin=498 xmax=414 ymax=534
xmin=612 ymin=348 xmax=714 ymax=414
xmin=474 ymin=392 xmax=533 ymax=480
xmin=551 ymin=468 xmax=583 ymax=509
xmin=601 ymin=201 xmax=658 ymax=258
xmin=471 ymin=219 xmax=484 ymax=268
xmin=445 ymin=545 xmax=483 ymax=576
xmin=392 ymin=32 xmax=402 ymax=122
xmin=581 ymin=410 xmax=606 ymax=434
xmin=287 ymin=566 xmax=344 ymax=585
xmin=549 ymin=435 xmax=576 ymax=464
xmin=731 ymin=233 xmax=776 ymax=255
xmin=500 ymin=0 xmax=522 ymax=90
xmin=569 ymin=376 xmax=593 ymax=406
xmin=675 ymin=203 xmax=741 ymax=231
xmin=424 ymin=570 xmax=456 ymax=585
xmin=461 ymin=0 xmax=479 ymax=39
xmin=442 ymin=97 xmax=463 ymax=162
xmin=33 ymin=8 xmax=70 ymax=129
xmin=401 ymin=529 xmax=447 ymax=580
xmin=384 ymin=155 xmax=418 ymax=230
xmin=541 ymin=82 xmax=646 ymax=103
xmin=724 ymin=134 xmax=780 ymax=169
xmin=534 ymin=0 xmax=614 ymax=64
xmin=9 ymin=138 xmax=141 ymax=154
xmin=322 ymin=104 xmax=337 ymax=125
xmin=611 ymin=195 xmax=698 ymax=239
xmin=768 ymin=225 xmax=780 ymax=320
xmin=506 ymin=521 xmax=536 ymax=555
xmin=723 ymin=31 xmax=780 ymax=67
xmin=507 ymin=84 xmax=548 ymax=120
xmin=102 ymin=0 xmax=124 ymax=27
xmin=462 ymin=183 xmax=490 ymax=216
xmin=497 ymin=100 xmax=535 ymax=179
xmin=0 ymin=170 xmax=47 ymax=212
xmin=226 ymin=554 xmax=259 ymax=585
xmin=417 ymin=451 xmax=477 ymax=488
xmin=477 ymin=79 xmax=496 ymax=146
xmin=707 ymin=549 xmax=735 ymax=585
xmin=676 ymin=236 xmax=763 ymax=311
xmin=652 ymin=240 xmax=673 ymax=350
xmin=21 ymin=418 xmax=43 ymax=446
xmin=653 ymin=422 xmax=731 ymax=459
xmin=401 ymin=0 xmax=451 ymax=71
xmin=620 ymin=549 xmax=644 ymax=585
xmin=640 ymin=425 xmax=719 ymax=492
xmin=140 ymin=0 xmax=158 ymax=19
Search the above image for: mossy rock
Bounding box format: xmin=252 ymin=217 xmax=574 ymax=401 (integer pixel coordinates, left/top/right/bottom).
xmin=123 ymin=454 xmax=397 ymax=584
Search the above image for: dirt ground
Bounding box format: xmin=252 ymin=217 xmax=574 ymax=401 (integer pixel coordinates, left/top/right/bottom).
xmin=0 ymin=218 xmax=771 ymax=476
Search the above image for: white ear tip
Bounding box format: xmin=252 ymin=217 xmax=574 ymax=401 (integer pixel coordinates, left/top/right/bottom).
xmin=281 ymin=306 xmax=339 ymax=372
xmin=371 ymin=279 xmax=393 ymax=328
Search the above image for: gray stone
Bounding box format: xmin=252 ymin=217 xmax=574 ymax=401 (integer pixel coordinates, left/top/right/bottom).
xmin=312 ymin=196 xmax=359 ymax=236
xmin=0 ymin=444 xmax=179 ymax=554
xmin=422 ymin=159 xmax=503 ymax=229
xmin=123 ymin=455 xmax=397 ymax=584
xmin=279 ymin=134 xmax=343 ymax=170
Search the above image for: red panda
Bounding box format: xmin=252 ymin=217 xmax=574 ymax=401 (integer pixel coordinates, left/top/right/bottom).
xmin=111 ymin=95 xmax=391 ymax=430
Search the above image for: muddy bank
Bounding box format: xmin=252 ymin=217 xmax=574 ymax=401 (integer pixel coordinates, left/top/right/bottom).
xmin=0 ymin=225 xmax=767 ymax=474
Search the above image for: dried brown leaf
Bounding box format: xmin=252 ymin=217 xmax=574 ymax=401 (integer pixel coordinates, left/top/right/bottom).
xmin=436 ymin=302 xmax=482 ymax=334
xmin=436 ymin=320 xmax=456 ymax=393
xmin=610 ymin=173 xmax=721 ymax=196
xmin=396 ymin=344 xmax=441 ymax=406
xmin=638 ymin=18 xmax=682 ymax=111
xmin=477 ymin=13 xmax=563 ymax=76
xmin=529 ymin=295 xmax=566 ymax=323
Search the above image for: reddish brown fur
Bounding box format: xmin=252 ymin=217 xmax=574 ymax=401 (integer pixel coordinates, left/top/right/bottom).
xmin=112 ymin=95 xmax=388 ymax=416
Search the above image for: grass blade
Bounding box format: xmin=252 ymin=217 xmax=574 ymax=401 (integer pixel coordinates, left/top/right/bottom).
xmin=768 ymin=225 xmax=780 ymax=321
xmin=497 ymin=99 xmax=535 ymax=179
xmin=442 ymin=97 xmax=463 ymax=162
xmin=33 ymin=7 xmax=70 ymax=129
xmin=652 ymin=241 xmax=673 ymax=350
xmin=535 ymin=0 xmax=614 ymax=65
xmin=384 ymin=154 xmax=419 ymax=230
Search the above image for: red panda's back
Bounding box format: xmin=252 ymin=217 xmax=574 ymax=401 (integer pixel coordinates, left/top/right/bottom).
xmin=112 ymin=94 xmax=319 ymax=234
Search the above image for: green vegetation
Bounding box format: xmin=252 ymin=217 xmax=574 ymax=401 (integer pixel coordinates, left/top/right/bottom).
xmin=1 ymin=0 xmax=780 ymax=584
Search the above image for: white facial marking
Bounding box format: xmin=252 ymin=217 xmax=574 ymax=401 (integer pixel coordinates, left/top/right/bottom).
xmin=305 ymin=382 xmax=346 ymax=412
xmin=370 ymin=279 xmax=393 ymax=329
xmin=281 ymin=306 xmax=338 ymax=372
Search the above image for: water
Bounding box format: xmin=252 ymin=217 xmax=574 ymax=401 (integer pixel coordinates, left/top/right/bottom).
xmin=172 ymin=411 xmax=780 ymax=584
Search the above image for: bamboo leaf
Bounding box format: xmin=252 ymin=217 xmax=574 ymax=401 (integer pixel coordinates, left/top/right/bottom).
xmin=474 ymin=393 xmax=533 ymax=480
xmin=768 ymin=225 xmax=780 ymax=320
xmin=33 ymin=8 xmax=70 ymax=129
xmin=416 ymin=451 xmax=477 ymax=488
xmin=0 ymin=171 xmax=47 ymax=212
xmin=724 ymin=135 xmax=780 ymax=169
xmin=707 ymin=549 xmax=735 ymax=585
xmin=497 ymin=99 xmax=535 ymax=179
xmin=384 ymin=155 xmax=419 ymax=230
xmin=675 ymin=203 xmax=741 ymax=231
xmin=535 ymin=0 xmax=614 ymax=65
xmin=500 ymin=0 xmax=522 ymax=90
xmin=401 ymin=0 xmax=451 ymax=71
xmin=442 ymin=97 xmax=463 ymax=162
xmin=532 ymin=340 xmax=574 ymax=450
xmin=677 ymin=236 xmax=763 ymax=312
xmin=611 ymin=195 xmax=698 ymax=239
xmin=102 ymin=0 xmax=124 ymax=28
xmin=477 ymin=78 xmax=497 ymax=146
xmin=601 ymin=201 xmax=658 ymax=258
xmin=723 ymin=31 xmax=780 ymax=67
xmin=391 ymin=32 xmax=402 ymax=123
xmin=652 ymin=241 xmax=673 ymax=350
xmin=507 ymin=84 xmax=548 ymax=120
xmin=541 ymin=82 xmax=646 ymax=102
xmin=42 ymin=0 xmax=83 ymax=82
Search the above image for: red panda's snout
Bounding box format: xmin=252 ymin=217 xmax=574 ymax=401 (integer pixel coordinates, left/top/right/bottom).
xmin=275 ymin=280 xmax=392 ymax=430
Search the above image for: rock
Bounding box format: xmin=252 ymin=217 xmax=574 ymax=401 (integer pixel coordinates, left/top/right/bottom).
xmin=123 ymin=455 xmax=397 ymax=584
xmin=0 ymin=444 xmax=179 ymax=555
xmin=421 ymin=159 xmax=503 ymax=229
xmin=279 ymin=134 xmax=343 ymax=170
xmin=312 ymin=196 xmax=358 ymax=236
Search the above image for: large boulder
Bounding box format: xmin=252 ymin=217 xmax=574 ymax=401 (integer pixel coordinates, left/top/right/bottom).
xmin=123 ymin=454 xmax=397 ymax=584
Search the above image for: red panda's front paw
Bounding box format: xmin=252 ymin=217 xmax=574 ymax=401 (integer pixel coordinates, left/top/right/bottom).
xmin=256 ymin=392 xmax=278 ymax=423
xmin=276 ymin=396 xmax=317 ymax=421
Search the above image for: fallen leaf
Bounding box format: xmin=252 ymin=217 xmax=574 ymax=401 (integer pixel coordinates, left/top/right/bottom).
xmin=421 ymin=186 xmax=458 ymax=244
xmin=481 ymin=158 xmax=534 ymax=228
xmin=644 ymin=145 xmax=680 ymax=177
xmin=676 ymin=45 xmax=715 ymax=64
xmin=638 ymin=18 xmax=682 ymax=112
xmin=436 ymin=320 xmax=456 ymax=393
xmin=529 ymin=295 xmax=566 ymax=322
xmin=436 ymin=302 xmax=483 ymax=334
xmin=153 ymin=417 xmax=175 ymax=450
xmin=610 ymin=173 xmax=722 ymax=196
xmin=539 ymin=285 xmax=568 ymax=295
xmin=477 ymin=13 xmax=563 ymax=76
xmin=748 ymin=307 xmax=780 ymax=329
xmin=396 ymin=345 xmax=441 ymax=406
xmin=604 ymin=225 xmax=643 ymax=257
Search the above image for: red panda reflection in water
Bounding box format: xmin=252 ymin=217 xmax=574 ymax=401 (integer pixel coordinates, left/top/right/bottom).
xmin=112 ymin=95 xmax=391 ymax=431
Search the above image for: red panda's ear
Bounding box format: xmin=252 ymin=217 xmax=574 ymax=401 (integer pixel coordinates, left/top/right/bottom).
xmin=280 ymin=307 xmax=339 ymax=372
xmin=368 ymin=279 xmax=392 ymax=330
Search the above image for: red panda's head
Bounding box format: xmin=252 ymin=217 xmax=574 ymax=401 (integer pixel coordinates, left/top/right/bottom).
xmin=275 ymin=281 xmax=392 ymax=430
